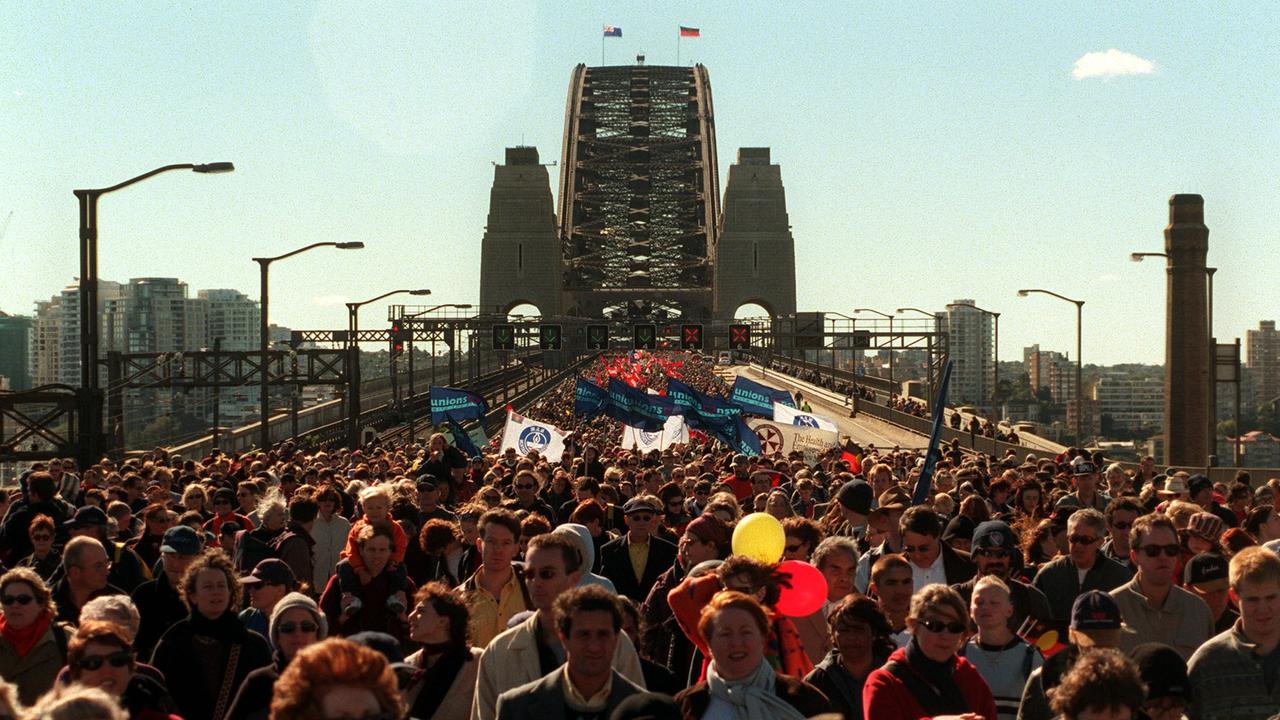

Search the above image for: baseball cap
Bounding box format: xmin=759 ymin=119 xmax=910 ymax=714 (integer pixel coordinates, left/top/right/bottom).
xmin=415 ymin=475 xmax=437 ymax=490
xmin=943 ymin=515 xmax=976 ymax=544
xmin=240 ymin=558 xmax=296 ymax=587
xmin=160 ymin=525 xmax=202 ymax=556
xmin=1184 ymin=552 xmax=1229 ymax=592
xmin=684 ymin=514 xmax=730 ymax=550
xmin=64 ymin=506 xmax=109 ymax=529
xmin=1187 ymin=512 xmax=1224 ymax=543
xmin=1131 ymin=643 xmax=1190 ymax=703
xmin=623 ymin=497 xmax=660 ymax=515
xmin=1071 ymin=462 xmax=1099 ymax=475
xmin=1070 ymin=590 xmax=1123 ymax=631
xmin=1187 ymin=474 xmax=1212 ymax=497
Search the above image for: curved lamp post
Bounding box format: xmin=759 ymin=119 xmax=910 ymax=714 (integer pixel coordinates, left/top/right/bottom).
xmin=252 ymin=241 xmax=364 ymax=449
xmin=1018 ymin=289 xmax=1085 ymax=442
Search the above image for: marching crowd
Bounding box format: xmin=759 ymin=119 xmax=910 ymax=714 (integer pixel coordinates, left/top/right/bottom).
xmin=0 ymin=352 xmax=1277 ymax=720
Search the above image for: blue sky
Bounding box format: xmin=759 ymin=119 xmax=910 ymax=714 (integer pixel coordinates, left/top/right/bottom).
xmin=2 ymin=2 xmax=1276 ymax=365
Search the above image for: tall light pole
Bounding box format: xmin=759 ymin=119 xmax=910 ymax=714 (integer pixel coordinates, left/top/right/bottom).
xmin=1018 ymin=289 xmax=1085 ymax=443
xmin=1133 ymin=252 xmax=1218 ymax=459
xmin=897 ymin=307 xmax=942 ymax=407
xmin=345 ymin=289 xmax=432 ymax=448
xmin=854 ymin=308 xmax=894 ymax=388
xmin=948 ymin=302 xmax=1001 ymax=420
xmin=253 ymin=241 xmax=364 ymax=450
xmin=74 ymin=162 xmax=234 ymax=465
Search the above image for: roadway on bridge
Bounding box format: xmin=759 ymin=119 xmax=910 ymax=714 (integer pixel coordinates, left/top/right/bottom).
xmin=724 ymin=364 xmax=931 ymax=450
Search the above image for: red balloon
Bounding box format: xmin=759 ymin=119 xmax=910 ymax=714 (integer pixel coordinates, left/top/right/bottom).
xmin=774 ymin=560 xmax=828 ymax=617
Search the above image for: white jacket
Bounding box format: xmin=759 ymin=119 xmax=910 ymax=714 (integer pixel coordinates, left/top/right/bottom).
xmin=470 ymin=611 xmax=645 ymax=720
xmin=309 ymin=512 xmax=351 ymax=589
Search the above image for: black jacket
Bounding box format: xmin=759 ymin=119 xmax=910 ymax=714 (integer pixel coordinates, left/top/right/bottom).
xmin=131 ymin=575 xmax=189 ymax=659
xmin=224 ymin=655 xmax=284 ymax=720
xmin=598 ymin=533 xmax=678 ymax=603
xmin=150 ymin=612 xmax=272 ymax=720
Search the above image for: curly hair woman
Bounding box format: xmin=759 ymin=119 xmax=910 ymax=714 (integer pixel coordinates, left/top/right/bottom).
xmin=269 ymin=637 xmax=404 ymax=720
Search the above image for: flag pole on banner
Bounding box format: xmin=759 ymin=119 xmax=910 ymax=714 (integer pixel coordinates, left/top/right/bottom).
xmin=912 ymin=360 xmax=954 ymax=506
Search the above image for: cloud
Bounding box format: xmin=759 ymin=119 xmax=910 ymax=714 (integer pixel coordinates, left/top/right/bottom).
xmin=1072 ymin=49 xmax=1155 ymax=80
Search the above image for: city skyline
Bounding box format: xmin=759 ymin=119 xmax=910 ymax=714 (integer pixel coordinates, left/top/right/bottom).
xmin=3 ymin=3 xmax=1276 ymax=365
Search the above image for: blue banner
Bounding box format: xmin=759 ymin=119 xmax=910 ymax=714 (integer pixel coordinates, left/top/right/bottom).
xmin=912 ymin=360 xmax=954 ymax=506
xmin=664 ymin=378 xmax=701 ymax=414
xmin=573 ymin=379 xmax=610 ymax=419
xmin=430 ymin=387 xmax=488 ymax=425
xmin=446 ymin=418 xmax=481 ymax=457
xmin=729 ymin=376 xmax=795 ymax=418
xmin=606 ymin=378 xmax=674 ymax=431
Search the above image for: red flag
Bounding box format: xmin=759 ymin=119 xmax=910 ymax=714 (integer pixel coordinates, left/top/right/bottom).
xmin=680 ymin=26 xmax=700 ymax=37
xmin=842 ymin=450 xmax=861 ymax=474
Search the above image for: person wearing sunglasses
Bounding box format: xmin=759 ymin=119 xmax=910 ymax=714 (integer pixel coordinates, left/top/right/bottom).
xmin=1110 ymin=513 xmax=1214 ymax=660
xmin=1032 ymin=508 xmax=1132 ymax=634
xmin=863 ymin=583 xmax=998 ymax=720
xmin=0 ymin=567 xmax=68 ymax=706
xmin=952 ymin=521 xmax=1053 ymax=636
xmin=224 ymin=592 xmax=328 ymax=720
xmin=1101 ymin=497 xmax=1143 ymax=572
xmin=66 ymin=619 xmax=179 ymax=719
xmin=15 ymin=514 xmax=61 ymax=584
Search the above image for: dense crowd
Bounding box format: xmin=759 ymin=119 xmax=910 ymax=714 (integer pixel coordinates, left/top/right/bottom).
xmin=0 ymin=352 xmax=1277 ymax=720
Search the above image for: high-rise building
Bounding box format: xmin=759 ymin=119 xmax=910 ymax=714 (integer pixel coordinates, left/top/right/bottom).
xmin=0 ymin=312 xmax=33 ymax=390
xmin=1246 ymin=321 xmax=1280 ymax=406
xmin=199 ymin=289 xmax=260 ymax=351
xmin=1026 ymin=344 xmax=1075 ymax=403
xmin=29 ymin=300 xmax=59 ymax=387
xmin=944 ymin=300 xmax=993 ymax=405
xmin=103 ymin=278 xmax=205 ymax=354
xmin=35 ymin=281 xmax=124 ymax=387
xmin=1093 ymin=374 xmax=1164 ymax=431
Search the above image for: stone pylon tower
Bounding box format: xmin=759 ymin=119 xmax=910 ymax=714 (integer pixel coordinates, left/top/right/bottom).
xmin=713 ymin=148 xmax=797 ymax=319
xmin=1164 ymin=194 xmax=1210 ymax=466
xmin=478 ymin=147 xmax=561 ymax=317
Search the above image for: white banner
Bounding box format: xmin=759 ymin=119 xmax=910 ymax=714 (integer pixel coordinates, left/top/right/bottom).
xmin=772 ymin=402 xmax=839 ymax=432
xmin=621 ymin=414 xmax=689 ymax=452
xmin=748 ymin=419 xmax=839 ymax=464
xmin=500 ymin=411 xmax=572 ymax=462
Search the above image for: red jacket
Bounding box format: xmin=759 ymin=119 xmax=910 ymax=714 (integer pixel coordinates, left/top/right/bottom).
xmin=862 ymin=647 xmax=998 ymax=720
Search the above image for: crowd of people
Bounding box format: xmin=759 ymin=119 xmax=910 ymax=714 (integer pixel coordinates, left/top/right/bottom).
xmin=0 ymin=351 xmax=1277 ymax=720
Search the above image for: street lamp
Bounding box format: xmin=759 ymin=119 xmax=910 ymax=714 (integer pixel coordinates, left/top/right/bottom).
xmin=948 ymin=302 xmax=1001 ymax=421
xmin=1018 ymin=289 xmax=1085 ymax=443
xmin=252 ymin=241 xmax=364 ymax=450
xmin=1132 ymin=250 xmax=1218 ymax=463
xmin=344 ymin=289 xmax=431 ymax=448
xmin=74 ymin=162 xmax=234 ymax=463
xmin=854 ymin=308 xmax=894 ymax=387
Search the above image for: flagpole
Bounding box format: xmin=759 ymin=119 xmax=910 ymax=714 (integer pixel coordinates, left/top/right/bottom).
xmin=677 ymin=31 xmax=681 ymax=66
xmin=602 ymin=29 xmax=605 ymax=66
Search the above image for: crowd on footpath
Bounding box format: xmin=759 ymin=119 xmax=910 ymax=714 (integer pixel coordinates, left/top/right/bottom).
xmin=0 ymin=351 xmax=1277 ymax=720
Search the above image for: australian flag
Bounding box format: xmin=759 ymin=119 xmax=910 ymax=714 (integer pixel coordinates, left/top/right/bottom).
xmin=603 ymin=25 xmax=622 ymax=37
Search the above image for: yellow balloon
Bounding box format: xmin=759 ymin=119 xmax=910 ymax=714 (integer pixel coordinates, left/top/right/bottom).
xmin=732 ymin=512 xmax=785 ymax=564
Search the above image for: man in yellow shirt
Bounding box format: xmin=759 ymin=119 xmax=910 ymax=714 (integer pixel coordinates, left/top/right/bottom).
xmin=458 ymin=508 xmax=530 ymax=648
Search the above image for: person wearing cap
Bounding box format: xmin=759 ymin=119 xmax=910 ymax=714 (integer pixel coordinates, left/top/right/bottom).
xmin=1060 ymin=462 xmax=1111 ymax=514
xmin=415 ymin=476 xmax=457 ymax=524
xmin=1183 ymin=553 xmax=1239 ymax=637
xmin=1130 ymin=643 xmax=1191 ymax=720
xmin=818 ymin=479 xmax=872 ymax=547
xmin=1017 ymin=590 xmax=1125 ymax=720
xmin=1033 ymin=508 xmax=1132 ymax=634
xmin=61 ymin=505 xmax=149 ymax=593
xmin=1109 ymin=514 xmax=1213 ymax=660
xmin=853 ymin=487 xmax=909 ymax=594
xmin=599 ymin=495 xmax=677 ymax=604
xmin=1188 ymin=547 xmax=1280 ymax=720
xmin=720 ymin=454 xmax=755 ymax=503
xmin=238 ymin=559 xmax=299 ymax=646
xmin=1155 ymin=474 xmax=1191 ymax=509
xmin=951 ymin=521 xmax=1053 ymax=635
xmin=1188 ymin=474 xmax=1238 ymax=530
xmin=495 ymin=585 xmax=646 ymax=720
xmin=131 ymin=524 xmax=204 ymax=658
xmin=1185 ymin=511 xmax=1225 ymax=558
xmin=224 ymin=591 xmax=328 ymax=720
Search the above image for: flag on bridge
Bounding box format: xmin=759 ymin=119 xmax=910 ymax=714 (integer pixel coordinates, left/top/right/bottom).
xmin=772 ymin=402 xmax=838 ymax=432
xmin=603 ymin=25 xmax=622 ymax=37
xmin=429 ymin=387 xmax=487 ymax=425
xmin=573 ymin=378 xmax=610 ymax=419
xmin=499 ymin=410 xmax=572 ymax=462
xmin=621 ymin=414 xmax=689 ymax=452
xmin=445 ymin=418 xmax=482 ymax=458
xmin=606 ymin=378 xmax=675 ymax=431
xmin=680 ymin=26 xmax=700 ymax=37
xmin=729 ymin=376 xmax=794 ymax=418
